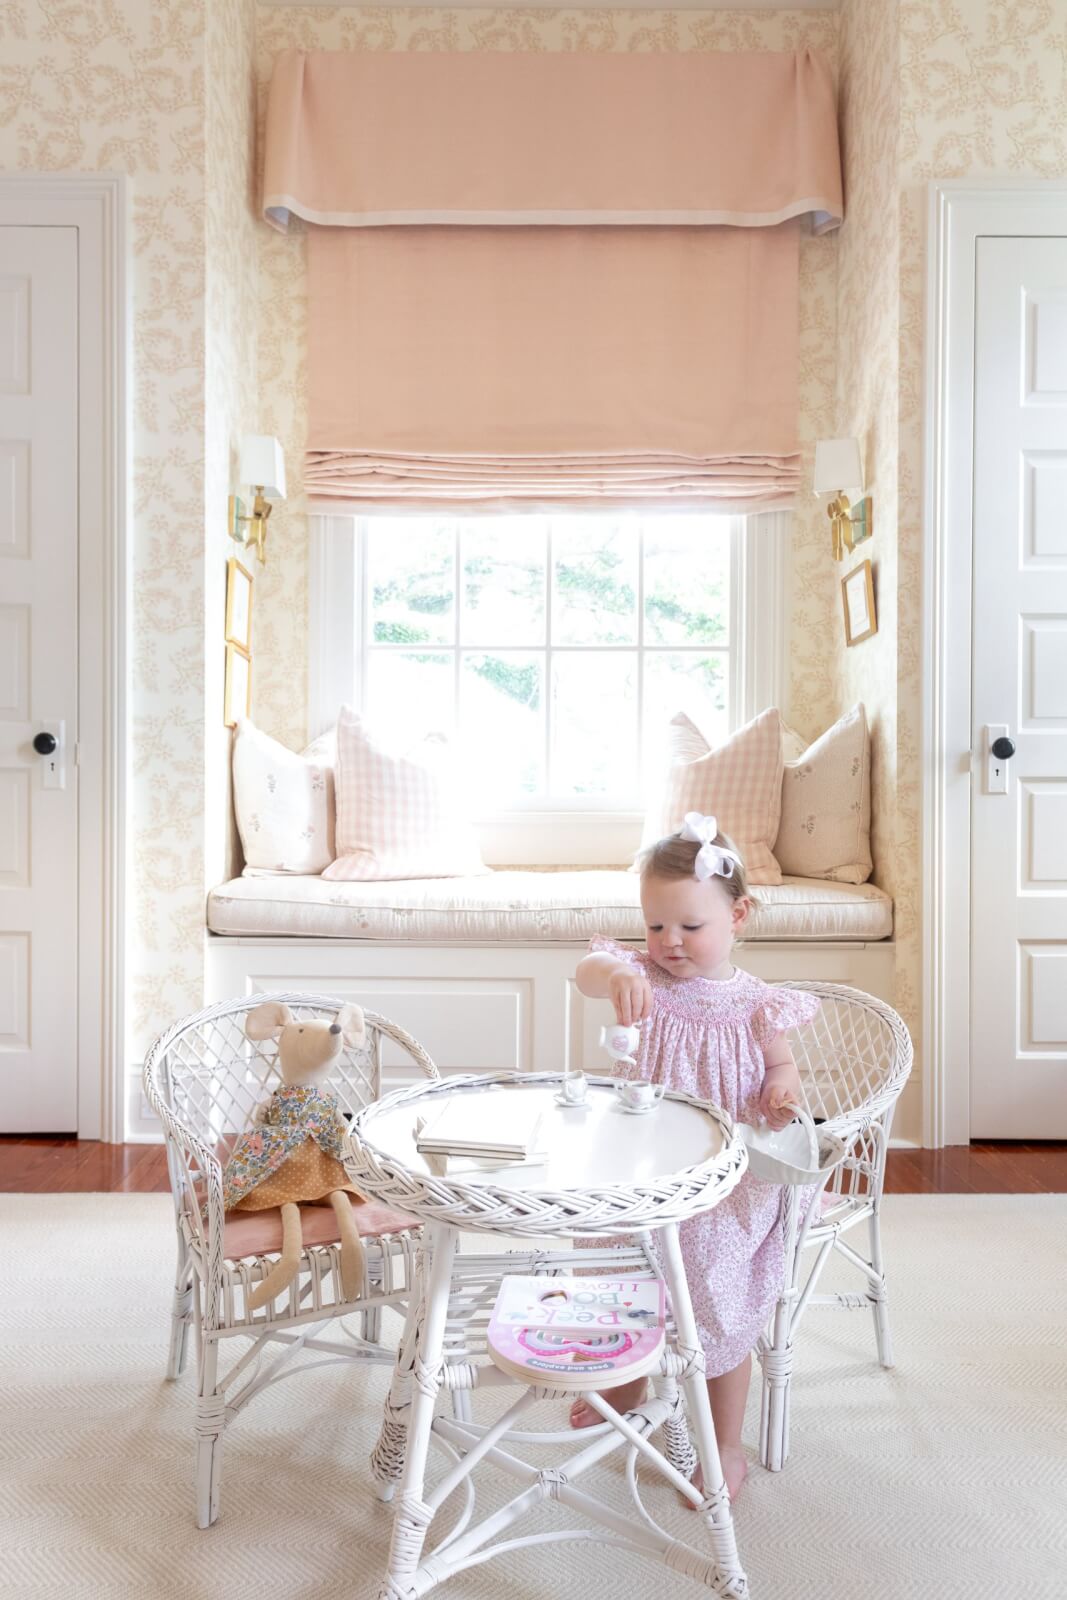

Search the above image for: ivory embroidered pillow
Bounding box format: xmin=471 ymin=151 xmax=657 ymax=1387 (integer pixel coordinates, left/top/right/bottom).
xmin=324 ymin=708 xmax=488 ymax=881
xmin=233 ymin=720 xmax=335 ymax=875
xmin=640 ymin=707 xmax=784 ymax=885
xmin=774 ymin=705 xmax=872 ymax=883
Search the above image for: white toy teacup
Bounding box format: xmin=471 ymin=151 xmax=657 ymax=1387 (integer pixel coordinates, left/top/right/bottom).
xmin=557 ymin=1072 xmax=589 ymax=1106
xmin=616 ymin=1079 xmax=665 ymax=1113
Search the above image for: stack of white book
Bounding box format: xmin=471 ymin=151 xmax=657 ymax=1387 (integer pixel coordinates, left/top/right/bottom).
xmin=415 ymin=1093 xmax=545 ymax=1165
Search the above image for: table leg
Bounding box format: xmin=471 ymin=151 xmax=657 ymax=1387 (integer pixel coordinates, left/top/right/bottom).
xmin=378 ymin=1223 xmax=458 ymax=1600
xmin=371 ymin=1250 xmax=425 ymax=1500
xmin=658 ymin=1222 xmax=748 ymax=1599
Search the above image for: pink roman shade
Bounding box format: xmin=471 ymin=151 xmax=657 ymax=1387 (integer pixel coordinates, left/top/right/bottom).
xmin=261 ymin=48 xmax=843 ymax=510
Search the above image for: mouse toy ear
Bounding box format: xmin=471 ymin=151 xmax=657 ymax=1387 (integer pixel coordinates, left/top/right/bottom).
xmin=245 ymin=1001 xmax=293 ymax=1041
xmin=336 ymin=1003 xmax=366 ymax=1047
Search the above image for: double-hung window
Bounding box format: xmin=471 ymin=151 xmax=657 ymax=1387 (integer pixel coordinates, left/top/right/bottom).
xmin=311 ymin=511 xmax=787 ymax=862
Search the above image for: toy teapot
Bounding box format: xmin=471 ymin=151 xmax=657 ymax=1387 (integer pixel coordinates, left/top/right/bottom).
xmin=599 ymin=1021 xmax=641 ymax=1067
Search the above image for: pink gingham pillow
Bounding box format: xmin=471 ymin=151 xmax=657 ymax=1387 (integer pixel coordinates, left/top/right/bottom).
xmin=639 ymin=707 xmax=784 ymax=884
xmin=323 ymin=707 xmax=488 ymax=882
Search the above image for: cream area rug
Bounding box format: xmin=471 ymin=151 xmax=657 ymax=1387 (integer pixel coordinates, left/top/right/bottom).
xmin=1 ymin=1193 xmax=1064 ymax=1600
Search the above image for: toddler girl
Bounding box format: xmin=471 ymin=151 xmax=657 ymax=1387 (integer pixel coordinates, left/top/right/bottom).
xmin=571 ymin=812 xmax=819 ymax=1501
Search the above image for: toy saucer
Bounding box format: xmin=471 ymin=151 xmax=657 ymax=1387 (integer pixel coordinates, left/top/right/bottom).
xmin=616 ymin=1100 xmax=658 ymax=1116
xmin=553 ymin=1092 xmax=591 ymax=1109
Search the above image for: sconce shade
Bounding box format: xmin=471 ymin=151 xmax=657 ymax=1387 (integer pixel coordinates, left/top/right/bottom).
xmin=239 ymin=435 xmax=287 ymax=499
xmin=813 ymin=437 xmax=863 ymax=498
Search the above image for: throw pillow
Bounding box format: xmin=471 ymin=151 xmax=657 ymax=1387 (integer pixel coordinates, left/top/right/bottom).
xmin=639 ymin=707 xmax=784 ymax=885
xmin=233 ymin=719 xmax=335 ymax=875
xmin=324 ymin=707 xmax=489 ymax=881
xmin=774 ymin=704 xmax=872 ymax=883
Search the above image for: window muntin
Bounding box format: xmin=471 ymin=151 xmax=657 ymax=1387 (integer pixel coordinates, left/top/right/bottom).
xmin=361 ymin=514 xmax=732 ymax=808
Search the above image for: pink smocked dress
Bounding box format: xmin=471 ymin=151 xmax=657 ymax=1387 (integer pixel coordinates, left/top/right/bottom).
xmin=591 ymin=935 xmax=820 ymax=1378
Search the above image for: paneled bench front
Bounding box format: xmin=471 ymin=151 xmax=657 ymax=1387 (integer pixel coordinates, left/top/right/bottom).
xmin=205 ymin=870 xmax=894 ymax=1087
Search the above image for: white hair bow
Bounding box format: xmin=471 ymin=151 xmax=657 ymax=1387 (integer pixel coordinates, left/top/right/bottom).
xmin=681 ymin=812 xmax=743 ymax=882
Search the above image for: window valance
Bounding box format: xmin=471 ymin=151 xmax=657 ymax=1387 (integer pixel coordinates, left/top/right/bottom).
xmin=263 ymin=48 xmax=842 ymax=235
xmin=261 ymin=48 xmax=842 ymax=511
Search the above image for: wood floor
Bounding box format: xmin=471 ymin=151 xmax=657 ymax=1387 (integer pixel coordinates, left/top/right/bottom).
xmin=1 ymin=1138 xmax=1066 ymax=1194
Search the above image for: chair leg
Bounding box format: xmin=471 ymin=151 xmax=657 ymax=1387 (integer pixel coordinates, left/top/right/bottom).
xmin=757 ymin=1324 xmax=794 ymax=1474
xmin=867 ymin=1201 xmax=894 ymax=1369
xmin=195 ymin=1337 xmax=225 ymax=1529
xmin=167 ymin=1237 xmax=193 ymax=1381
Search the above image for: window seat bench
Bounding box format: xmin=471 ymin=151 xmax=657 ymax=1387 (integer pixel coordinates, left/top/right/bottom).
xmin=200 ymin=871 xmax=894 ymax=1095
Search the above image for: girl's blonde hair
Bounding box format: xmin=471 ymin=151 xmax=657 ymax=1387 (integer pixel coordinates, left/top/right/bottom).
xmin=637 ymin=827 xmax=752 ymax=904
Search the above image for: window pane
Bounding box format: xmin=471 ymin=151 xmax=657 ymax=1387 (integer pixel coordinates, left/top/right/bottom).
xmin=551 ymin=651 xmax=638 ymax=796
xmin=551 ymin=517 xmax=638 ymax=645
xmin=460 ymin=521 xmax=546 ymax=647
xmin=643 ymin=519 xmax=730 ymax=646
xmin=365 ymin=651 xmax=455 ymax=736
xmin=643 ymin=652 xmax=728 ymax=800
xmin=461 ymin=652 xmax=544 ymax=799
xmin=367 ymin=522 xmax=454 ymax=646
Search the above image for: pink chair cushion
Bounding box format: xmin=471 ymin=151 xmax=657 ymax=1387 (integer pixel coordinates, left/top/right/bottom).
xmin=223 ymin=1199 xmax=421 ymax=1259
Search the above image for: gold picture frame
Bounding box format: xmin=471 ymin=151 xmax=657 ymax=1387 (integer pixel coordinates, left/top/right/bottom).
xmin=224 ymin=643 xmax=252 ymax=726
xmin=225 ymin=556 xmax=253 ymax=651
xmin=842 ymin=558 xmax=877 ymax=646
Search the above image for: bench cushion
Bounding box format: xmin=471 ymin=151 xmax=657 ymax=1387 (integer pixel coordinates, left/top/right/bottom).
xmin=208 ymin=870 xmax=892 ymax=943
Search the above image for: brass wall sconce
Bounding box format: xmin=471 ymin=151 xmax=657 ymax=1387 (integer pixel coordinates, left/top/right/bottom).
xmin=228 ymin=435 xmax=286 ymax=566
xmin=813 ymin=437 xmax=872 ymax=561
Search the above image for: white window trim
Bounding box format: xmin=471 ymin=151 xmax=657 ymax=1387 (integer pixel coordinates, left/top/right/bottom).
xmin=308 ymin=509 xmax=789 ymax=864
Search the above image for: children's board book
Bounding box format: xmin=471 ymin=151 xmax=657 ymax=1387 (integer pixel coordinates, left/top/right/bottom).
xmin=415 ymin=1092 xmax=544 ymax=1161
xmin=486 ymin=1275 xmax=666 ymax=1390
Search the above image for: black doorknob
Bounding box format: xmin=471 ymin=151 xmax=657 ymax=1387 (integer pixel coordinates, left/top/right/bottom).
xmin=991 ymin=736 xmax=1015 ymax=761
xmin=33 ymin=732 xmax=57 ymax=756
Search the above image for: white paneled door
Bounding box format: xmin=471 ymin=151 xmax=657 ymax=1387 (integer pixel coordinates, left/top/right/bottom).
xmin=971 ymin=236 xmax=1067 ymax=1137
xmin=0 ymin=227 xmax=79 ymax=1131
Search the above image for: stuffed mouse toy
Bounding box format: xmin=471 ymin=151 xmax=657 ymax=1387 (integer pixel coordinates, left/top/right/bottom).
xmin=221 ymin=1000 xmax=367 ymax=1311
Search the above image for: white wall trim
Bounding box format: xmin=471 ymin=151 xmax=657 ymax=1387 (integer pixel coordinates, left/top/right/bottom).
xmin=0 ymin=173 xmax=129 ymax=1142
xmin=307 ymin=513 xmax=358 ymax=740
xmin=922 ymin=179 xmax=1067 ymax=1149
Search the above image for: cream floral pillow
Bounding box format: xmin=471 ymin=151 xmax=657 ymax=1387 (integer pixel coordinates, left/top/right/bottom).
xmin=233 ymin=720 xmax=335 ymax=875
xmin=774 ymin=705 xmax=872 ymax=883
xmin=639 ymin=707 xmax=784 ymax=885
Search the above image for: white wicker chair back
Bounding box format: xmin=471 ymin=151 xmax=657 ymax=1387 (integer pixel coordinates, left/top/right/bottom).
xmin=776 ymin=981 xmax=912 ymax=1135
xmin=148 ymin=991 xmax=423 ymax=1148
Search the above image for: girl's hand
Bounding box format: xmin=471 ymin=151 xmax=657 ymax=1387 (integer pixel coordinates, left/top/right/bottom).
xmin=608 ymin=967 xmax=653 ymax=1026
xmin=759 ymin=1077 xmax=799 ymax=1132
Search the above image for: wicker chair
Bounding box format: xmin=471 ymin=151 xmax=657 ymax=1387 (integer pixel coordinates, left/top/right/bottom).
xmin=143 ymin=992 xmax=437 ymax=1528
xmin=757 ymin=981 xmax=913 ymax=1471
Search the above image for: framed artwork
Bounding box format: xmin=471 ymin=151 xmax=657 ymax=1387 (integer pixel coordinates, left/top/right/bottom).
xmin=842 ymin=559 xmax=877 ymax=647
xmin=224 ymin=643 xmax=252 ymax=726
xmin=225 ymin=556 xmax=253 ymax=651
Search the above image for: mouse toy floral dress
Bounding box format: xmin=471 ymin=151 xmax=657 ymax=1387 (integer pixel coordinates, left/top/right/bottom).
xmin=220 ymin=1085 xmax=361 ymax=1214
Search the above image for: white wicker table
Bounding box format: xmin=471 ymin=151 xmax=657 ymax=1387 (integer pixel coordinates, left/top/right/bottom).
xmin=345 ymin=1071 xmax=751 ymax=1600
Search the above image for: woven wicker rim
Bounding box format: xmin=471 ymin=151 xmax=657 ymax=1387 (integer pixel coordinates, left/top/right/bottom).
xmin=346 ymin=1070 xmax=747 ymax=1229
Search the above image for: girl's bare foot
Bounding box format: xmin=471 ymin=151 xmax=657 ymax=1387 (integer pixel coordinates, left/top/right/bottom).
xmin=569 ymin=1377 xmax=649 ymax=1430
xmin=683 ymin=1445 xmax=748 ymax=1508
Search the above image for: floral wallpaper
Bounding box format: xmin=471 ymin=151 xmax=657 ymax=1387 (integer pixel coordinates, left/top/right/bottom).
xmin=251 ymin=7 xmax=843 ymax=753
xmin=896 ymin=0 xmax=1067 ymax=1139
xmin=0 ymin=0 xmax=259 ymax=1063
xmin=835 ymin=0 xmax=904 ymax=1110
xmin=830 ymin=0 xmax=1067 ymax=1142
xmin=0 ymin=0 xmax=210 ymax=1060
xmin=9 ymin=0 xmax=1059 ymax=1139
xmin=204 ymin=0 xmax=258 ymax=895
